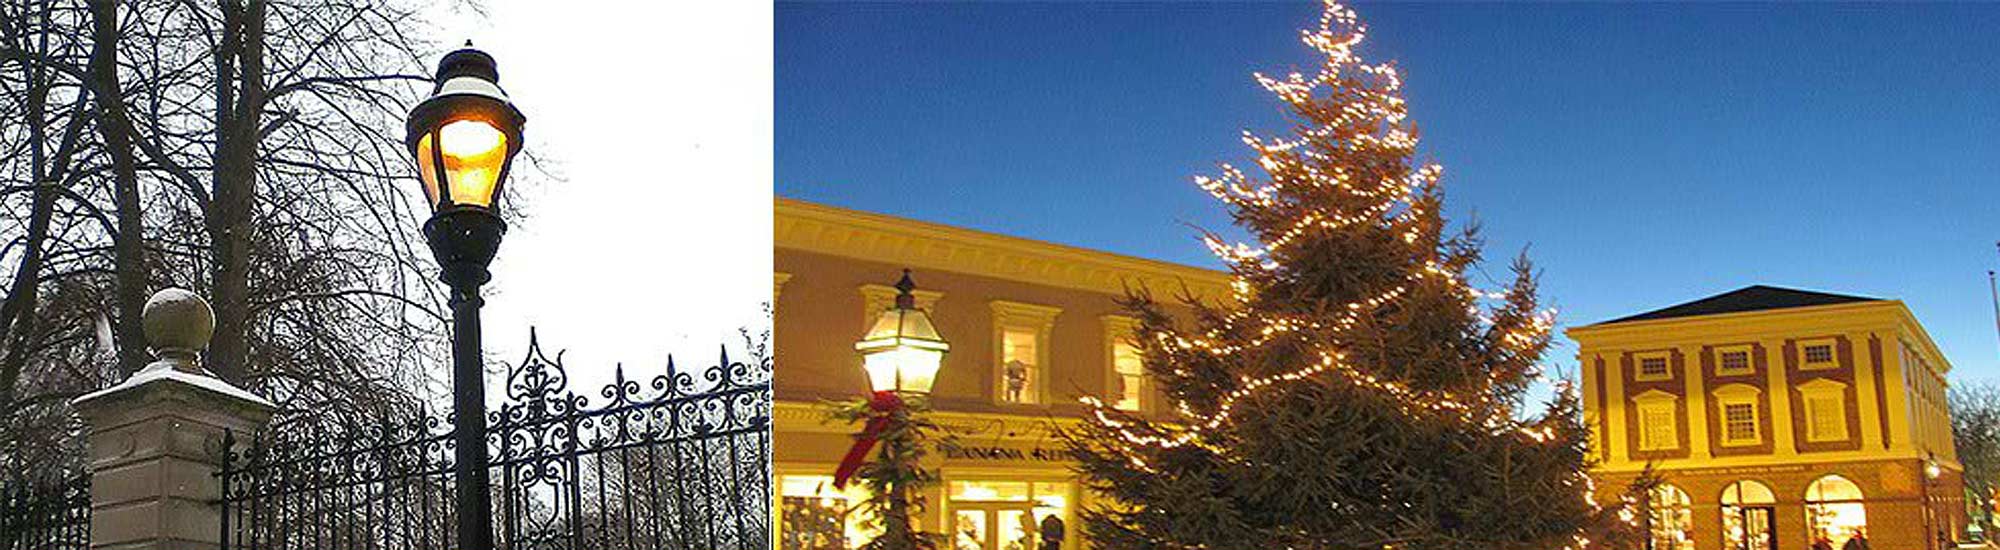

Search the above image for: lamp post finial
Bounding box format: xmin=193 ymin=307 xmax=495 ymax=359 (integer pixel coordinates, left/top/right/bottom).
xmin=894 ymin=270 xmax=917 ymax=309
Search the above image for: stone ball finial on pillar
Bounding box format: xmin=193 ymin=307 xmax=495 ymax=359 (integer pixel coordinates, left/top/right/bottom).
xmin=70 ymin=287 xmax=272 ymax=550
xmin=141 ymin=288 xmax=214 ymax=372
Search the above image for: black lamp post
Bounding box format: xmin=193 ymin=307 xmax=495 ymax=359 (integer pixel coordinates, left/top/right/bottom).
xmin=406 ymin=43 xmax=525 ymax=550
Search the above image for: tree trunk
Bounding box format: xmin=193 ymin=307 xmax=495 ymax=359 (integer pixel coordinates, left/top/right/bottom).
xmin=207 ymin=0 xmax=266 ymax=384
xmin=0 ymin=0 xmax=54 ymax=403
xmin=87 ymin=0 xmax=150 ymax=376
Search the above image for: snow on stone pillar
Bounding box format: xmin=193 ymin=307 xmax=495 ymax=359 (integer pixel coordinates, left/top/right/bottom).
xmin=70 ymin=288 xmax=275 ymax=550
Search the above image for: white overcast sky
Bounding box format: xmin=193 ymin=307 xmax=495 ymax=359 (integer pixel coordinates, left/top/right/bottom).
xmin=428 ymin=2 xmax=772 ymax=401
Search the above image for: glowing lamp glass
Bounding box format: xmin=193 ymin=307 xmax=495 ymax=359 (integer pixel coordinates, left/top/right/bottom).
xmin=861 ymin=346 xmax=943 ymax=394
xmin=416 ymin=118 xmax=509 ymax=209
xmin=856 ymin=304 xmax=949 ymax=395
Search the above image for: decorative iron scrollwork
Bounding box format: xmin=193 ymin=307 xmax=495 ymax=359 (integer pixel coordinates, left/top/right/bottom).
xmin=218 ymin=329 xmax=773 ymax=550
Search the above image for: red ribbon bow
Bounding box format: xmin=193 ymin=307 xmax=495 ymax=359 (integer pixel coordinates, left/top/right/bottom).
xmin=833 ymin=390 xmax=906 ymax=489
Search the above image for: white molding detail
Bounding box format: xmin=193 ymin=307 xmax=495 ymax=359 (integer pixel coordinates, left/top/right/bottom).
xmin=776 ymin=197 xmax=1233 ymax=302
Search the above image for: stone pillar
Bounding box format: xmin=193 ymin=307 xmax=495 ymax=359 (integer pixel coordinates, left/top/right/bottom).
xmin=1760 ymin=338 xmax=1797 ymax=457
xmin=69 ymin=289 xmax=275 ymax=550
xmin=1602 ymin=352 xmax=1629 ymax=463
xmin=1679 ymin=344 xmax=1712 ymax=460
xmin=1849 ymin=331 xmax=1885 ymax=451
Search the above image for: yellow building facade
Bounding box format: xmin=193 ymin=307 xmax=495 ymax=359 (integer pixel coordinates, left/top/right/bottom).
xmin=1569 ymin=287 xmax=1966 ymax=550
xmin=775 ymin=198 xmax=1967 ymax=550
xmin=772 ymin=198 xmax=1229 ymax=550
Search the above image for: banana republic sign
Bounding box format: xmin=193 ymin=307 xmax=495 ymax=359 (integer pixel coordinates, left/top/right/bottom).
xmin=941 ymin=442 xmax=1071 ymax=464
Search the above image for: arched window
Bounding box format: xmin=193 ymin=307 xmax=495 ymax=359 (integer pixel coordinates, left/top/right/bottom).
xmin=1721 ymin=480 xmax=1776 ymax=550
xmin=1805 ymin=475 xmax=1867 ymax=549
xmin=1647 ymin=483 xmax=1695 ymax=550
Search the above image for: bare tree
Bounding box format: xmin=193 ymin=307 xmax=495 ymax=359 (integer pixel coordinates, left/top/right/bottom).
xmin=1952 ymin=381 xmax=2000 ymax=535
xmin=0 ymin=0 xmax=491 ymax=486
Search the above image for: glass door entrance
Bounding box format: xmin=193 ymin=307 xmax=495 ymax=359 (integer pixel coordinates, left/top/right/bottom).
xmin=1723 ymin=506 xmax=1777 ymax=550
xmin=952 ymin=502 xmax=1037 ymax=550
xmin=946 ymin=480 xmax=1072 ymax=550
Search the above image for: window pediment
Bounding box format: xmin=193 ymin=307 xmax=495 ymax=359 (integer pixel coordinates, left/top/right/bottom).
xmin=1632 ymin=389 xmax=1679 ymax=403
xmin=1797 ymin=378 xmax=1847 ymax=394
xmin=1712 ymin=383 xmax=1762 ymax=399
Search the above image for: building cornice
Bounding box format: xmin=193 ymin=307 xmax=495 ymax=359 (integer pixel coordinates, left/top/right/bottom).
xmin=1568 ymin=299 xmax=1952 ymax=377
xmin=1596 ymin=449 xmax=1962 ymax=474
xmin=1568 ymin=300 xmax=1895 ymax=340
xmin=776 ymin=197 xmax=1232 ymax=302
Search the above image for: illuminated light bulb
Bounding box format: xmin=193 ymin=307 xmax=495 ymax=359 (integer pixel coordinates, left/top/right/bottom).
xmin=419 ymin=118 xmax=510 ymax=208
xmin=440 ymin=118 xmax=505 ymax=158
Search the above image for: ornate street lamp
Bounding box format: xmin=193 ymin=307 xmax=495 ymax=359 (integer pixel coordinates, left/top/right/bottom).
xmin=834 ymin=270 xmax=951 ymax=549
xmin=855 ymin=270 xmax=950 ymax=395
xmin=406 ymin=43 xmax=525 ymax=550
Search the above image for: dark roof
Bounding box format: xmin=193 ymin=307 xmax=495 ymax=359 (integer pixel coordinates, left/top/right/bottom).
xmin=1596 ymin=285 xmax=1883 ymax=325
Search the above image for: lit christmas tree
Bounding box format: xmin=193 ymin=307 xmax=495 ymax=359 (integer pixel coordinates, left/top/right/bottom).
xmin=1065 ymin=3 xmax=1648 ymax=549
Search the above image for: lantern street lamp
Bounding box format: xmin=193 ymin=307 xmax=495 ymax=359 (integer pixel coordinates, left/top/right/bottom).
xmin=855 ymin=270 xmax=950 ymax=395
xmin=834 ymin=270 xmax=951 ymax=549
xmin=406 ymin=43 xmax=524 ymax=550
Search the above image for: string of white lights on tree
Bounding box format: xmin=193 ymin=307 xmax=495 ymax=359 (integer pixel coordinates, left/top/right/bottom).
xmin=1068 ymin=2 xmax=1645 ymax=547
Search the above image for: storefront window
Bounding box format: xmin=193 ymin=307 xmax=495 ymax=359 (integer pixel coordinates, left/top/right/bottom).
xmin=1805 ymin=475 xmax=1867 ymax=549
xmin=1647 ymin=483 xmax=1694 ymax=550
xmin=1112 ymin=340 xmax=1144 ymax=411
xmin=1002 ymin=329 xmax=1040 ymax=404
xmin=780 ymin=474 xmax=872 ymax=550
xmin=1721 ymin=480 xmax=1777 ymax=550
xmin=948 ymin=480 xmax=1072 ymax=550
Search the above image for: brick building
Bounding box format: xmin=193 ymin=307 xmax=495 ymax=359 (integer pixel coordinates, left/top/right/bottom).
xmin=1569 ymin=286 xmax=1965 ymax=550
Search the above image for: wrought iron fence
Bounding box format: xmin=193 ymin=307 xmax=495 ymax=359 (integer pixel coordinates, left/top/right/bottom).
xmin=0 ymin=474 xmax=88 ymax=550
xmin=218 ymin=332 xmax=773 ymax=550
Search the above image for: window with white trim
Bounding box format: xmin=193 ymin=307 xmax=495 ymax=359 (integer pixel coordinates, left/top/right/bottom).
xmin=1635 ymin=352 xmax=1671 ymax=381
xmin=1717 ymin=346 xmax=1753 ymax=375
xmin=1103 ymin=316 xmax=1145 ymax=411
xmin=1001 ymin=328 xmax=1040 ymax=404
xmin=1111 ymin=343 xmax=1143 ymax=411
xmin=991 ymin=301 xmax=1061 ymax=405
xmin=1713 ymin=384 xmax=1763 ymax=447
xmin=1723 ymin=403 xmax=1758 ymax=444
xmin=1800 ymin=340 xmax=1836 ymax=369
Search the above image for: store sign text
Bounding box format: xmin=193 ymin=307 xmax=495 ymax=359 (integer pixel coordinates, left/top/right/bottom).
xmin=942 ymin=444 xmax=1070 ymax=463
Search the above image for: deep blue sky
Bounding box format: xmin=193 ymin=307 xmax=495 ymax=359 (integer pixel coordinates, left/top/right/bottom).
xmin=777 ymin=2 xmax=2000 ymax=387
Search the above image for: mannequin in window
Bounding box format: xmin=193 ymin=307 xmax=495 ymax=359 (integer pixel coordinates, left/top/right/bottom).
xmin=1005 ymin=360 xmax=1029 ymax=402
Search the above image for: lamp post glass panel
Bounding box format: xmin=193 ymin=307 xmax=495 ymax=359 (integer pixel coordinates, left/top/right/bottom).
xmin=406 ymin=43 xmax=525 ymax=550
xmin=856 ymin=270 xmax=950 ymax=395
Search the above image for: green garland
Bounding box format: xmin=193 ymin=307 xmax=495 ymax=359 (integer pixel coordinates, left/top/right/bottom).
xmin=827 ymin=395 xmax=954 ymax=550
